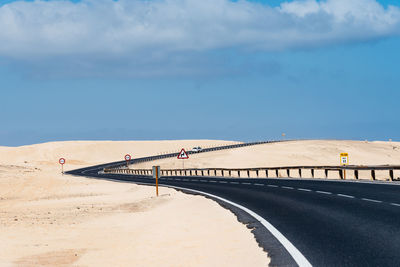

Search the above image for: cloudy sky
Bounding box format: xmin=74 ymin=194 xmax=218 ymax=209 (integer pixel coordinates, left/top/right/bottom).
xmin=1 ymin=0 xmax=399 ymax=146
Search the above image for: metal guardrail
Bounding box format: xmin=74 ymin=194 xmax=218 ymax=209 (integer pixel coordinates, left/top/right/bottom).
xmin=66 ymin=140 xmax=281 ymax=176
xmin=104 ymin=140 xmax=278 ymax=169
xmin=105 ymin=165 xmax=400 ymax=181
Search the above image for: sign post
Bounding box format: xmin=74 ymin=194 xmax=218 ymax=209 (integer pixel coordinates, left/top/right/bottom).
xmin=59 ymin=158 xmax=66 ymax=174
xmin=152 ymin=166 xmax=161 ymax=197
xmin=340 ymin=153 xmax=349 ymax=179
xmin=177 ymin=148 xmax=189 ymax=169
xmin=124 ymin=154 xmax=131 ymax=168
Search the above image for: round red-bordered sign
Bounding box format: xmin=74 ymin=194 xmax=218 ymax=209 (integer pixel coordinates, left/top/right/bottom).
xmin=124 ymin=154 xmax=131 ymax=161
xmin=59 ymin=158 xmax=66 ymax=165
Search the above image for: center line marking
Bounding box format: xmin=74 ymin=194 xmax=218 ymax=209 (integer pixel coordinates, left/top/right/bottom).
xmin=219 ymin=181 xmax=228 ymax=183
xmin=200 ymin=180 xmax=207 ymax=182
xmin=298 ymin=188 xmax=311 ymax=192
xmin=362 ymin=198 xmax=382 ymax=203
xmin=316 ymin=190 xmax=332 ymax=195
xmin=242 ymin=182 xmax=251 ymax=185
xmin=191 ymin=179 xmax=199 ymax=182
xmin=254 ymin=183 xmax=264 ymax=186
xmin=282 ymin=186 xmax=294 ymax=190
xmin=267 ymin=185 xmax=278 ymax=188
xmin=337 ymin=194 xmax=355 ymax=198
xmin=390 ymin=203 xmax=400 ymax=207
xmin=210 ymin=181 xmax=217 ymax=183
xmin=230 ymin=182 xmax=239 ymax=184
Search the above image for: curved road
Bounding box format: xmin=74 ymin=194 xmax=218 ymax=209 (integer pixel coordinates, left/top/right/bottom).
xmin=68 ymin=161 xmax=400 ymax=266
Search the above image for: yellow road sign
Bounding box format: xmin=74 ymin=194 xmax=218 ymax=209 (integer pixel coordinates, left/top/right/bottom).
xmin=340 ymin=153 xmax=349 ymax=165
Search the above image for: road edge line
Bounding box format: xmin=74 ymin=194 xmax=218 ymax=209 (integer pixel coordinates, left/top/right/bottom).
xmin=161 ymin=183 xmax=312 ymax=267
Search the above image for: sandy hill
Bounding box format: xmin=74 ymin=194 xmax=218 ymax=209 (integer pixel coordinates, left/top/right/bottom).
xmin=131 ymin=140 xmax=400 ymax=169
xmin=0 ymin=140 xmax=268 ymax=267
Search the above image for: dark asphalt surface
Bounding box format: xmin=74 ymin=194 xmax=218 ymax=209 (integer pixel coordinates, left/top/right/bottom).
xmin=68 ymin=165 xmax=400 ymax=267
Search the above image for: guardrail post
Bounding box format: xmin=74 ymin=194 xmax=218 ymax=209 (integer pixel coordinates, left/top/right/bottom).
xmin=390 ymin=170 xmax=394 ymax=181
xmin=229 ymin=170 xmax=231 ymax=177
xmin=201 ymin=170 xmax=204 ymax=176
xmin=311 ymin=169 xmax=314 ymax=178
xmin=339 ymin=169 xmax=343 ymax=179
xmin=298 ymin=169 xmax=302 ymax=178
xmin=214 ymin=170 xmax=217 ymax=176
xmin=238 ymin=170 xmax=240 ymax=178
xmin=371 ymin=170 xmax=376 ymax=180
xmin=221 ymin=170 xmax=224 ymax=177
xmin=325 ymin=169 xmax=328 ymax=178
xmin=265 ymin=170 xmax=268 ymax=178
xmin=354 ymin=170 xmax=359 ymax=179
xmin=286 ymin=169 xmax=290 ymax=178
xmin=190 ymin=170 xmax=192 ymax=176
xmin=275 ymin=169 xmax=279 ymax=178
xmin=247 ymin=170 xmax=250 ymax=178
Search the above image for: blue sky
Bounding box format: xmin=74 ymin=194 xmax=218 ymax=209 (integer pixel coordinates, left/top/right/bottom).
xmin=1 ymin=0 xmax=400 ymax=146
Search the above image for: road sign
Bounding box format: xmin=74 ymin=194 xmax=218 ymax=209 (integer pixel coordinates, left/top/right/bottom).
xmin=59 ymin=158 xmax=66 ymax=174
xmin=340 ymin=153 xmax=349 ymax=165
xmin=177 ymin=148 xmax=189 ymax=159
xmin=125 ymin=154 xmax=131 ymax=161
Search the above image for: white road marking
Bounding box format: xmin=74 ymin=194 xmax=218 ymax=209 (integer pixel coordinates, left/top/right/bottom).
xmin=242 ymin=182 xmax=251 ymax=185
xmin=337 ymin=194 xmax=355 ymax=199
xmin=200 ymin=180 xmax=207 ymax=182
xmin=316 ymin=190 xmax=332 ymax=195
xmin=230 ymin=182 xmax=239 ymax=184
xmin=282 ymin=186 xmax=294 ymax=190
xmin=254 ymin=183 xmax=264 ymax=186
xmin=159 ymin=184 xmax=312 ymax=267
xmin=191 ymin=179 xmax=199 ymax=182
xmin=390 ymin=203 xmax=400 ymax=207
xmin=182 ymin=179 xmax=189 ymax=181
xmin=175 ymin=178 xmax=181 ymax=181
xmin=298 ymin=188 xmax=311 ymax=192
xmin=361 ymin=198 xmax=382 ymax=203
xmin=210 ymin=180 xmax=217 ymax=183
xmin=219 ymin=181 xmax=228 ymax=184
xmin=267 ymin=185 xmax=278 ymax=188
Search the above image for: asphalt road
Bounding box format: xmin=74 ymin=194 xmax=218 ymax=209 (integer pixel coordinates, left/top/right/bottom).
xmin=68 ymin=166 xmax=400 ymax=267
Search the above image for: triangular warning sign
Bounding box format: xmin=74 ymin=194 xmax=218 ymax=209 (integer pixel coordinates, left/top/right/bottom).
xmin=177 ymin=148 xmax=189 ymax=159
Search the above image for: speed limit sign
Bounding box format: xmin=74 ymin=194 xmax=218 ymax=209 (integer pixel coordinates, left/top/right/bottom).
xmin=59 ymin=158 xmax=66 ymax=174
xmin=125 ymin=154 xmax=131 ymax=161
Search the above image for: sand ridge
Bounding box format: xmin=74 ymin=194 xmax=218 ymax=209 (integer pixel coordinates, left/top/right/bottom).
xmin=131 ymin=140 xmax=400 ymax=169
xmin=0 ymin=140 xmax=269 ymax=267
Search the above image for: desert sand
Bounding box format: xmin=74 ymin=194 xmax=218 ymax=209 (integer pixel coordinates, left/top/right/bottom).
xmin=131 ymin=140 xmax=400 ymax=180
xmin=0 ymin=140 xmax=270 ymax=267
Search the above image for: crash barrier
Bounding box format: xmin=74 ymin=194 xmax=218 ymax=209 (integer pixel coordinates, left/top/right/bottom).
xmin=66 ymin=140 xmax=287 ymax=176
xmin=104 ymin=165 xmax=400 ymax=182
xmin=101 ymin=140 xmax=280 ymax=170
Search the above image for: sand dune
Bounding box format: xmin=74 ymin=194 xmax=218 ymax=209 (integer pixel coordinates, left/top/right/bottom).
xmin=0 ymin=140 xmax=269 ymax=267
xmin=131 ymin=140 xmax=400 ymax=168
xmin=130 ymin=140 xmax=400 ymax=180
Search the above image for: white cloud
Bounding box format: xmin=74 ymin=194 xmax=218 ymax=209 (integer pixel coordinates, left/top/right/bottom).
xmin=0 ymin=0 xmax=399 ymax=76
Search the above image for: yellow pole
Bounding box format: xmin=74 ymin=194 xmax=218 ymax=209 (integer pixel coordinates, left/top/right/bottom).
xmin=156 ymin=166 xmax=159 ymax=197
